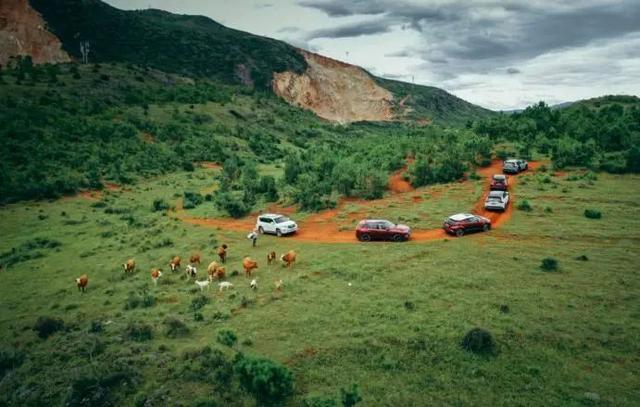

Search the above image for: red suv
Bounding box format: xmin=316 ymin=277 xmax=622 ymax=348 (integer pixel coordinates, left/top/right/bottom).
xmin=443 ymin=213 xmax=491 ymax=237
xmin=356 ymin=219 xmax=411 ymax=242
xmin=490 ymin=174 xmax=508 ymax=190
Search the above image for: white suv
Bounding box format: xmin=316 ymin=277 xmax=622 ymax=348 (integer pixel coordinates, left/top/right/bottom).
xmin=256 ymin=214 xmax=298 ymax=236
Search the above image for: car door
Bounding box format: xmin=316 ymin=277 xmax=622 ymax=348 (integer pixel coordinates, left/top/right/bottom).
xmin=503 ymin=192 xmax=509 ymax=206
xmin=467 ymin=217 xmax=481 ymax=231
xmin=263 ymin=218 xmax=275 ymax=233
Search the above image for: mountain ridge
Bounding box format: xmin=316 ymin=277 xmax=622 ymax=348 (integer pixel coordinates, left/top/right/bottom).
xmin=1 ymin=0 xmax=494 ymax=125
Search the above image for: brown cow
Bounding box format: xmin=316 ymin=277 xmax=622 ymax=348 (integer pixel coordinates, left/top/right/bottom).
xmin=76 ymin=274 xmax=88 ymax=293
xmin=189 ymin=254 xmax=201 ymax=265
xmin=123 ymin=259 xmax=136 ymax=273
xmin=281 ymin=250 xmax=297 ymax=268
xmin=169 ymin=256 xmax=181 ymax=272
xmin=207 ymin=261 xmax=220 ymax=281
xmin=242 ymin=257 xmax=258 ymax=277
xmin=267 ymin=251 xmax=276 ymax=265
xmin=217 ymin=244 xmax=228 ymax=264
xmin=214 ymin=266 xmax=226 ymax=280
xmin=151 ymin=268 xmax=163 ymax=285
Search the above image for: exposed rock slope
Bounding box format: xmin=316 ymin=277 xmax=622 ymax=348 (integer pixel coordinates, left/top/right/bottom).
xmin=273 ymin=50 xmax=395 ymax=123
xmin=0 ymin=0 xmax=70 ymax=65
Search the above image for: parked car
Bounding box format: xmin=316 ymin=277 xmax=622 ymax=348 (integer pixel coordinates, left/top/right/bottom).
xmin=443 ymin=213 xmax=491 ymax=237
xmin=256 ymin=214 xmax=298 ymax=236
xmin=356 ymin=219 xmax=411 ymax=242
xmin=502 ymin=160 xmax=520 ymax=174
xmin=484 ymin=190 xmax=510 ymax=211
xmin=490 ymin=174 xmax=508 ymax=190
xmin=503 ymin=159 xmax=528 ymax=173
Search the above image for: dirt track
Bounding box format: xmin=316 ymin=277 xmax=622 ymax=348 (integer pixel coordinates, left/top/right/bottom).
xmin=176 ymin=160 xmax=539 ymax=243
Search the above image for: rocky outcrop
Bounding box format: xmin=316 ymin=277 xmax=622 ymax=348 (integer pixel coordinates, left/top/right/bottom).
xmin=0 ymin=0 xmax=70 ymax=66
xmin=273 ymin=50 xmax=395 ymax=123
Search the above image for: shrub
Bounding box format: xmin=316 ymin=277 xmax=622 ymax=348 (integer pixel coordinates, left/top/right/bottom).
xmin=234 ymin=353 xmax=294 ymax=405
xmin=517 ymin=200 xmax=532 ymax=212
xmin=183 ymin=191 xmax=204 ymax=209
xmin=217 ymin=330 xmax=237 ymax=347
xmin=89 ymin=320 xmax=104 ymax=333
xmin=190 ymin=295 xmax=209 ymax=312
xmin=584 ymin=209 xmax=602 ymax=219
xmin=540 ymin=257 xmax=559 ymax=272
xmin=575 ymin=255 xmax=589 ymax=261
xmin=152 ymin=198 xmax=170 ymax=212
xmin=34 ymin=316 xmax=65 ymax=339
xmin=125 ymin=322 xmax=153 ymax=341
xmin=340 ymin=384 xmax=363 ymax=407
xmin=0 ymin=348 xmax=26 ymax=378
xmin=164 ymin=317 xmax=189 ymax=338
xmin=461 ymin=328 xmax=496 ymax=355
xmin=66 ymin=369 xmax=137 ymax=406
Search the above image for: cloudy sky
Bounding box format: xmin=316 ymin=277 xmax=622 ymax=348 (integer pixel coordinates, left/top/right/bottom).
xmin=105 ymin=0 xmax=640 ymax=110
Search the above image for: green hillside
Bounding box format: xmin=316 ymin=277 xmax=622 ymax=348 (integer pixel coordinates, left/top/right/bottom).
xmin=30 ymin=0 xmax=307 ymax=89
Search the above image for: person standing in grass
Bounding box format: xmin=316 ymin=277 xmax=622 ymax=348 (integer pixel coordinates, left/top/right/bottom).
xmin=247 ymin=229 xmax=258 ymax=247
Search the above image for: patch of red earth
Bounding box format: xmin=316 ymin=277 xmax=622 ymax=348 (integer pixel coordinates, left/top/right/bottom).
xmin=198 ymin=161 xmax=222 ymax=169
xmin=67 ymin=182 xmax=122 ymax=201
xmin=388 ymin=168 xmax=414 ymax=193
xmin=175 ymin=160 xmax=543 ymax=243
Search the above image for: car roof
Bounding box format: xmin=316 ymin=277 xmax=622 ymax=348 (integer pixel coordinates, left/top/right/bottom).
xmin=493 ymin=174 xmax=506 ymax=179
xmin=488 ymin=190 xmax=505 ymax=197
xmin=448 ymin=213 xmax=474 ymax=221
xmin=361 ymin=219 xmax=392 ymax=223
xmin=259 ymin=213 xmax=285 ymax=219
xmin=504 ymin=160 xmax=519 ymax=164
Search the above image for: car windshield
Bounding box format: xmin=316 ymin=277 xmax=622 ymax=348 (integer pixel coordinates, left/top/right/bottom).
xmin=274 ymin=216 xmax=290 ymax=224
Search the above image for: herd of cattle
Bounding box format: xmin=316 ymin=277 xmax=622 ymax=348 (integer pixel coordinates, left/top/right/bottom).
xmin=75 ymin=245 xmax=297 ymax=294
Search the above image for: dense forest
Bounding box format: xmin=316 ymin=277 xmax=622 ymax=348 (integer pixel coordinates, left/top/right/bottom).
xmin=474 ymin=96 xmax=640 ymax=173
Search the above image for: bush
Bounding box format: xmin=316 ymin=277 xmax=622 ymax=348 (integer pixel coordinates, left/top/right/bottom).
xmin=125 ymin=322 xmax=154 ymax=341
xmin=217 ymin=329 xmax=237 ymax=347
xmin=183 ymin=191 xmax=204 ymax=209
xmin=584 ymin=209 xmax=602 ymax=219
xmin=89 ymin=320 xmax=104 ymax=334
xmin=125 ymin=289 xmax=156 ymax=310
xmin=575 ymin=255 xmax=589 ymax=261
xmin=461 ymin=328 xmax=496 ymax=355
xmin=340 ymin=384 xmax=363 ymax=407
xmin=34 ymin=316 xmax=65 ymax=339
xmin=234 ymin=353 xmax=294 ymax=405
xmin=66 ymin=369 xmax=137 ymax=406
xmin=0 ymin=348 xmax=26 ymax=378
xmin=164 ymin=317 xmax=190 ymax=338
xmin=190 ymin=295 xmax=209 ymax=312
xmin=540 ymin=257 xmax=559 ymax=272
xmin=516 ymin=200 xmax=532 ymax=212
xmin=152 ymin=198 xmax=170 ymax=212
xmin=215 ymin=191 xmax=251 ymax=218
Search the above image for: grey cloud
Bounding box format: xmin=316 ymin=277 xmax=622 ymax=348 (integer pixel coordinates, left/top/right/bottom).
xmin=298 ymin=0 xmax=640 ymax=79
xmin=384 ymin=50 xmax=411 ymax=58
xmin=305 ymin=19 xmax=392 ymax=39
xmin=507 ymin=67 xmax=520 ymax=74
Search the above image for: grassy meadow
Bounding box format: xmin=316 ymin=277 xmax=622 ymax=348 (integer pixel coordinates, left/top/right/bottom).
xmin=1 ymin=163 xmax=639 ymax=405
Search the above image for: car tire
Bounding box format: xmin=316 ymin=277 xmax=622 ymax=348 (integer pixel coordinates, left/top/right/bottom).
xmin=276 ymin=229 xmax=282 ymax=237
xmin=360 ymin=234 xmax=371 ymax=242
xmin=455 ymin=229 xmax=464 ymax=237
xmin=393 ymin=234 xmax=404 ymax=242
xmin=258 ymin=226 xmax=264 ymax=234
xmin=483 ymin=224 xmax=490 ymax=232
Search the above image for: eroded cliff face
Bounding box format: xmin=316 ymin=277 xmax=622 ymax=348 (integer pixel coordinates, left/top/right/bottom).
xmin=0 ymin=0 xmax=70 ymax=66
xmin=273 ymin=50 xmax=395 ymax=123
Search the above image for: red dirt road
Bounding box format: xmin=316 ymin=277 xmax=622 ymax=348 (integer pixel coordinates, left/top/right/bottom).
xmin=176 ymin=160 xmax=540 ymax=243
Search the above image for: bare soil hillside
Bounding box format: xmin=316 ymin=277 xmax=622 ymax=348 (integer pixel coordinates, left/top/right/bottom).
xmin=0 ymin=0 xmax=70 ymax=65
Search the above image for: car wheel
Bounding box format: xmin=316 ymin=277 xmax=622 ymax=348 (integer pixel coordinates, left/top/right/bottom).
xmin=455 ymin=229 xmax=464 ymax=237
xmin=392 ymin=234 xmax=403 ymax=242
xmin=483 ymin=224 xmax=490 ymax=232
xmin=258 ymin=226 xmax=264 ymax=234
xmin=360 ymin=234 xmax=371 ymax=242
xmin=276 ymin=229 xmax=282 ymax=237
